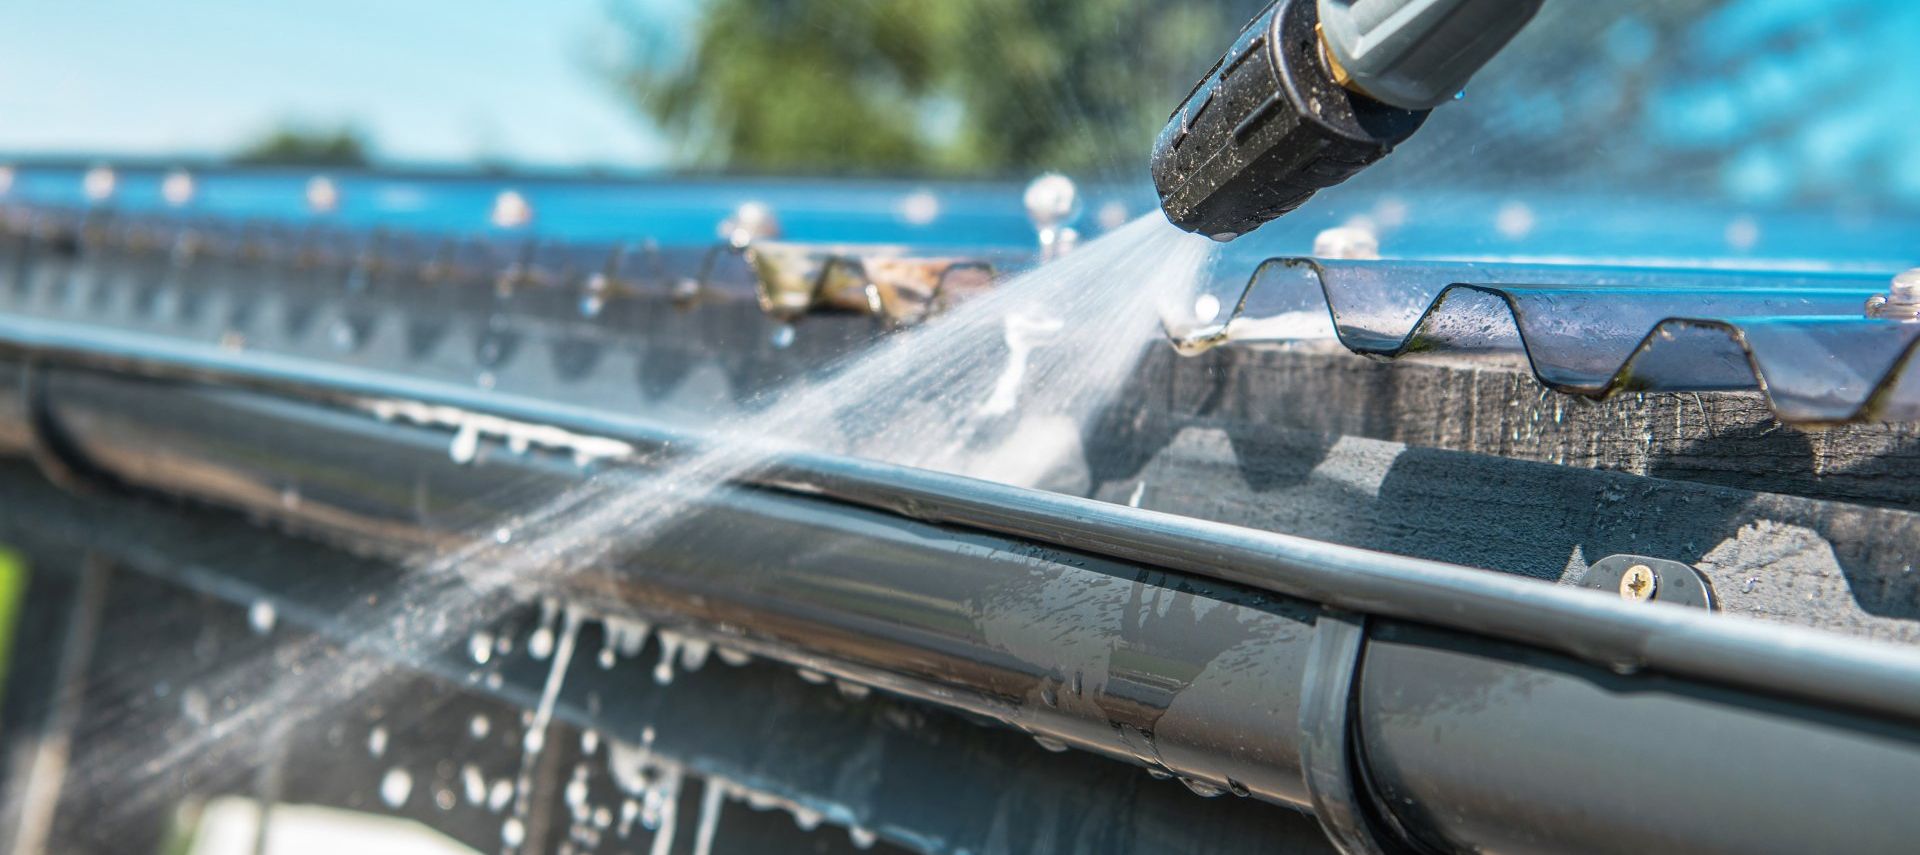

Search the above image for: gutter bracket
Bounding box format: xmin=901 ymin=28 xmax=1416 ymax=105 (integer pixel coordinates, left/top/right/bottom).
xmin=1580 ymin=554 xmax=1716 ymax=611
xmin=1299 ymin=609 xmax=1425 ymax=855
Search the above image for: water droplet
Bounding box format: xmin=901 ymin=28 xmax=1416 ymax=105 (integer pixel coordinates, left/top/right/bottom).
xmin=680 ymin=637 xmax=711 ymax=671
xmin=466 ymin=630 xmax=495 ymax=664
xmin=529 ymin=626 xmax=555 ymax=660
xmin=654 ymin=630 xmax=685 ymax=685
xmin=796 ymin=668 xmax=829 ymax=685
xmin=501 ymin=817 xmax=526 ymax=848
xmin=1495 ymin=201 xmax=1536 ymax=240
xmin=565 ymin=776 xmax=591 ymax=817
xmin=1146 ymin=767 xmax=1172 ymax=780
xmin=491 ymin=189 xmax=534 ymax=230
xmin=449 ymin=424 xmax=480 ymax=464
xmin=717 ymin=647 xmax=751 ymax=667
xmin=619 ymin=799 xmax=640 ymax=837
xmin=849 ymin=826 xmax=878 ymax=850
xmin=898 ymin=190 xmax=941 ymax=226
xmin=469 ymin=714 xmax=491 ymax=740
xmin=161 ymin=169 xmax=195 ymax=207
xmin=1226 ymin=778 xmax=1251 ymax=798
xmin=1033 ymin=735 xmax=1069 ymax=753
xmin=247 ymin=600 xmax=277 ymax=635
xmin=771 ymin=324 xmax=796 ymax=349
xmin=581 ymin=729 xmax=600 ymax=755
xmin=306 ymin=175 xmax=339 ymax=213
xmin=463 ymin=764 xmax=488 ymax=805
xmin=1180 ymin=777 xmax=1226 ymax=798
xmin=380 ymin=767 xmax=413 ymax=808
xmin=83 ymin=165 xmax=117 ymax=203
xmin=493 ymin=527 xmax=513 ymax=544
xmin=1192 ymin=293 xmax=1221 ymax=324
xmin=1040 ymin=686 xmax=1058 ymax=707
xmin=367 ymin=725 xmax=389 ymax=758
xmin=181 ymin=688 xmax=210 ymax=726
xmin=835 ymin=680 xmax=871 ymax=700
xmin=1726 ymin=216 xmax=1761 ymax=251
xmin=489 ymin=778 xmax=514 ymax=812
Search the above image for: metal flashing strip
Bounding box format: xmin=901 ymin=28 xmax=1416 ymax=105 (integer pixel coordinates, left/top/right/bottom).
xmin=0 ymin=205 xmax=1025 ymax=328
xmin=11 ymin=205 xmax=1920 ymax=425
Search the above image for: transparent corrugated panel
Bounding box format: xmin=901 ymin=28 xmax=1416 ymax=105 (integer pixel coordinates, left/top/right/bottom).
xmin=1194 ymin=257 xmax=1913 ymax=423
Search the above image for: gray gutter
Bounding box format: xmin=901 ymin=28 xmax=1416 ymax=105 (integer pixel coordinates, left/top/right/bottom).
xmin=1 ymin=316 xmax=1919 ymax=852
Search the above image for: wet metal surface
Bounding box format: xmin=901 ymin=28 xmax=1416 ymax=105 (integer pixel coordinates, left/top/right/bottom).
xmin=6 ymin=324 xmax=1920 ymax=727
xmin=0 ymin=487 xmax=1339 ymax=855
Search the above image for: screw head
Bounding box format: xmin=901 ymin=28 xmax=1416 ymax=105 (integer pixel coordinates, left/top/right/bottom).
xmin=305 ymin=175 xmax=339 ymax=214
xmin=1313 ymin=224 xmax=1381 ymax=260
xmin=1892 ymin=268 xmax=1920 ymax=303
xmin=1620 ymin=564 xmax=1657 ymax=603
xmin=719 ymin=201 xmax=780 ymax=248
xmin=83 ymin=165 xmax=116 ymax=203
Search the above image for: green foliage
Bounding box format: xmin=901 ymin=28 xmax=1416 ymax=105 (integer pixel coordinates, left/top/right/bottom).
xmin=611 ymin=0 xmax=1267 ymax=178
xmin=0 ymin=549 xmax=24 ymax=709
xmin=233 ymin=124 xmax=373 ymax=168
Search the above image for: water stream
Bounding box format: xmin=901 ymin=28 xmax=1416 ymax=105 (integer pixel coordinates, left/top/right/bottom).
xmin=76 ymin=214 xmax=1219 ymax=851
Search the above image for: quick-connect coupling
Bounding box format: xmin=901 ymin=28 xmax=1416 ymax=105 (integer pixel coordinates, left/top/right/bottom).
xmin=1316 ymin=0 xmax=1544 ymax=110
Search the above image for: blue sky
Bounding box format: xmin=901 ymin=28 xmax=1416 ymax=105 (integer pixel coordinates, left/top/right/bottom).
xmin=0 ymin=0 xmax=686 ymax=168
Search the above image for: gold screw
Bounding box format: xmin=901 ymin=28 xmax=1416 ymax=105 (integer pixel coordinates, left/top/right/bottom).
xmin=1620 ymin=564 xmax=1657 ymax=603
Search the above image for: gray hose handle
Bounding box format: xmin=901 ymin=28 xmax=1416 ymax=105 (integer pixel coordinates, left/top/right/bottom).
xmin=1317 ymin=0 xmax=1545 ymax=110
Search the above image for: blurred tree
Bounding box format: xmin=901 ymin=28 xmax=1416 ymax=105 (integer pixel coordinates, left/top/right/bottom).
xmin=608 ymin=0 xmax=1265 ymax=178
xmin=611 ymin=0 xmax=1920 ymax=207
xmin=232 ymin=124 xmax=372 ymax=168
xmin=609 ymin=0 xmax=940 ymax=174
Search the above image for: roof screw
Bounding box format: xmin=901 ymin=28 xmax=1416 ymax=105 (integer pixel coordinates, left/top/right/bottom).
xmin=1619 ymin=564 xmax=1657 ymax=603
xmin=82 ymin=164 xmax=117 ymax=204
xmin=1865 ymin=268 xmax=1920 ymax=321
xmin=719 ymin=201 xmax=780 ymax=249
xmin=161 ymin=169 xmax=196 ymax=208
xmin=1025 ymin=173 xmax=1081 ymax=262
xmin=306 ymin=175 xmax=340 ymax=215
xmin=1313 ymin=221 xmax=1381 ymax=259
xmin=490 ymin=189 xmax=533 ymax=230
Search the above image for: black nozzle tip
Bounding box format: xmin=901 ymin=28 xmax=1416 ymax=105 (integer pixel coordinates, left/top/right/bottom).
xmin=1151 ymin=0 xmax=1429 ymax=242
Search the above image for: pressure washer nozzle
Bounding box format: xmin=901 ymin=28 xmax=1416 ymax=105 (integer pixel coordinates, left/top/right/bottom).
xmin=1151 ymin=0 xmax=1429 ymax=241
